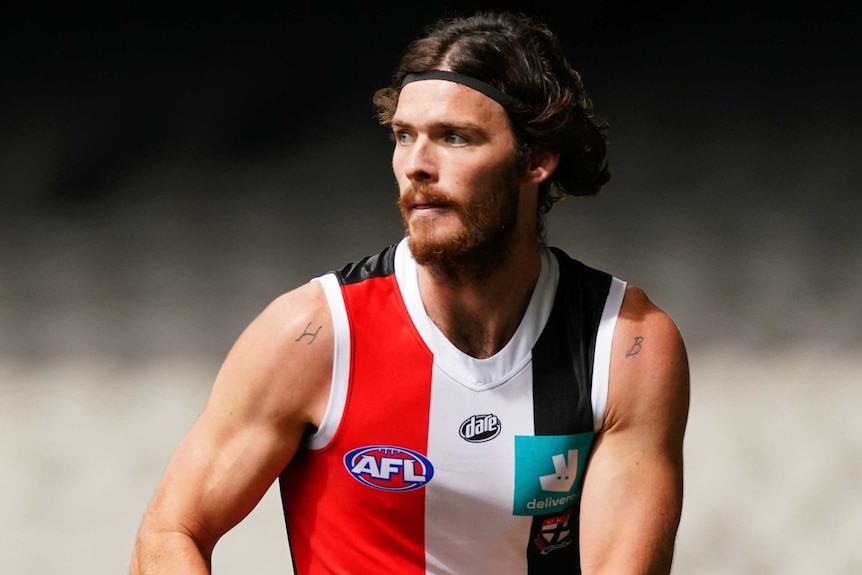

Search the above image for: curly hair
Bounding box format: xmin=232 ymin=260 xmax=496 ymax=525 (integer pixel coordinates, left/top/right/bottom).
xmin=373 ymin=11 xmax=610 ymax=227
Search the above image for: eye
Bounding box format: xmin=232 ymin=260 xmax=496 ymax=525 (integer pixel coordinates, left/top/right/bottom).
xmin=392 ymin=129 xmax=414 ymax=145
xmin=445 ymin=132 xmax=469 ymax=146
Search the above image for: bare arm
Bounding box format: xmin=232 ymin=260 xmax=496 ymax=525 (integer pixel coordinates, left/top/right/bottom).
xmin=580 ymin=286 xmax=690 ymax=575
xmin=130 ymin=281 xmax=333 ymax=574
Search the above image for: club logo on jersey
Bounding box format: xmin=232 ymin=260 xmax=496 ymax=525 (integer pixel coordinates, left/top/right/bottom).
xmin=459 ymin=413 xmax=501 ymax=443
xmin=512 ymin=433 xmax=594 ymax=516
xmin=344 ymin=445 xmax=434 ymax=492
xmin=534 ymin=507 xmax=575 ymax=555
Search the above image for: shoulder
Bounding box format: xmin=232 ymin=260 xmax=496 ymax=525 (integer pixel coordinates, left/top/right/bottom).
xmin=604 ymin=285 xmax=690 ymax=438
xmin=208 ymin=278 xmax=334 ymax=431
xmin=616 ymin=285 xmax=686 ymax=360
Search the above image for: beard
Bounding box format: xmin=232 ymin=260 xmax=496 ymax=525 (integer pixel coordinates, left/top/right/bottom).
xmin=398 ymin=166 xmax=521 ymax=282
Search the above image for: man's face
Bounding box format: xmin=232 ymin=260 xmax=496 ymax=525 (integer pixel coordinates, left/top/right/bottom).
xmin=391 ymin=78 xmax=525 ymax=269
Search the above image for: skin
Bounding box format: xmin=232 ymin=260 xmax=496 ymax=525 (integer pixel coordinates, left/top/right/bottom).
xmin=130 ymin=282 xmax=333 ymax=573
xmin=391 ymin=79 xmax=558 ymax=357
xmin=579 ymin=289 xmax=689 ymax=575
xmin=131 ymin=77 xmax=689 ymax=574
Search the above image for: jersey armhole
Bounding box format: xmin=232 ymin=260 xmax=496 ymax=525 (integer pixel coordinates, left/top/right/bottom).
xmin=306 ymin=273 xmax=351 ymax=450
xmin=591 ymin=277 xmax=626 ymax=432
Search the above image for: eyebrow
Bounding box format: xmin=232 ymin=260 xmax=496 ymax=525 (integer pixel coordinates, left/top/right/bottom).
xmin=390 ymin=119 xmax=489 ymax=136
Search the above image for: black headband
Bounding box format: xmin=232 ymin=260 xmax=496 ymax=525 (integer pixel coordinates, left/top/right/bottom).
xmin=401 ymin=70 xmax=520 ymax=108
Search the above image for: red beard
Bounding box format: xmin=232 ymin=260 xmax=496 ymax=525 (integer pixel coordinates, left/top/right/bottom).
xmin=398 ymin=177 xmax=520 ymax=279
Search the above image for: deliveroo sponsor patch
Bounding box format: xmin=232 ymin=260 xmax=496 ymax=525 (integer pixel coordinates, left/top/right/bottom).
xmin=513 ymin=433 xmax=594 ymax=516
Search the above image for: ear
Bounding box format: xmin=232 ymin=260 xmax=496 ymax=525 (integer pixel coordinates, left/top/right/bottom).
xmin=522 ymin=148 xmax=560 ymax=185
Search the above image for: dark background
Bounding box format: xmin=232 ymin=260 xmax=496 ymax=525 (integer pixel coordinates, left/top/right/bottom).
xmin=2 ymin=1 xmax=860 ymax=362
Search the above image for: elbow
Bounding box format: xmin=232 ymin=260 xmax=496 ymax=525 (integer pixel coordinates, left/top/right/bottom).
xmin=130 ymin=523 xmax=214 ymax=574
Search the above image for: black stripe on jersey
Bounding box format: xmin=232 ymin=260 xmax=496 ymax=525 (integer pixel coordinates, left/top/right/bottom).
xmin=526 ymin=248 xmax=612 ymax=575
xmin=334 ymin=243 xmax=398 ymax=285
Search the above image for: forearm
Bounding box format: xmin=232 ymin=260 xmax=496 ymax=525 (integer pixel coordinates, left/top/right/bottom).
xmin=131 ymin=529 xmax=213 ymax=575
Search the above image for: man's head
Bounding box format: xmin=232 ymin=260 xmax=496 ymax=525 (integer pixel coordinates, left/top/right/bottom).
xmin=391 ymin=75 xmax=529 ymax=276
xmin=374 ymin=11 xmax=610 ymax=235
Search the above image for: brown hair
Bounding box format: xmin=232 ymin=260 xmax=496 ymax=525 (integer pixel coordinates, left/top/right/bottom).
xmin=373 ymin=11 xmax=610 ymax=223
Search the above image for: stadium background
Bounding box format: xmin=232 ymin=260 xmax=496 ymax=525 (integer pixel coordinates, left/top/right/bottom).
xmin=1 ymin=2 xmax=860 ymax=573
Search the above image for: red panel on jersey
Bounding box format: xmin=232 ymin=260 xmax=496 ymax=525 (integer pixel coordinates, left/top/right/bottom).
xmin=281 ymin=274 xmax=434 ymax=574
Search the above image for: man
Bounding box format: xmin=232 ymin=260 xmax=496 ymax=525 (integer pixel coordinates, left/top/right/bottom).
xmin=131 ymin=11 xmax=689 ymax=575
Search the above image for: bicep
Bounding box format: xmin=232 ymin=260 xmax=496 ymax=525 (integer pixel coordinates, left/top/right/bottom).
xmin=139 ymin=283 xmax=332 ymax=553
xmin=579 ymin=288 xmax=690 ymax=575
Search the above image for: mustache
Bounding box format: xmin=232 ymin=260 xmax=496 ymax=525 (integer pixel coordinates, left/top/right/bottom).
xmin=398 ymin=183 xmax=457 ymax=209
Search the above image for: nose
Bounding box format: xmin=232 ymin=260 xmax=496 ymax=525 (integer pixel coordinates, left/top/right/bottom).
xmin=399 ymin=135 xmax=437 ymax=183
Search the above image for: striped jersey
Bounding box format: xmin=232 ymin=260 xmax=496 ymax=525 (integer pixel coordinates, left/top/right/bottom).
xmin=279 ymin=238 xmax=626 ymax=574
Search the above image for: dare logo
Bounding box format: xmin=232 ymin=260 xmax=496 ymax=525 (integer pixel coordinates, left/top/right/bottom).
xmin=344 ymin=445 xmax=434 ymax=492
xmin=459 ymin=413 xmax=501 ymax=443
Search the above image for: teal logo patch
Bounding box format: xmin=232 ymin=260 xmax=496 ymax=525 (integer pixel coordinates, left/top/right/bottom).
xmin=513 ymin=433 xmax=594 ymax=516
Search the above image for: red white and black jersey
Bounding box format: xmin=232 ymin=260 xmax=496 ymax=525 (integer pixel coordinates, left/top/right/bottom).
xmin=279 ymin=238 xmax=626 ymax=574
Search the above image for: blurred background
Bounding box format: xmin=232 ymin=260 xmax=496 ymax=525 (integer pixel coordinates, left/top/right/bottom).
xmin=1 ymin=2 xmax=860 ymax=573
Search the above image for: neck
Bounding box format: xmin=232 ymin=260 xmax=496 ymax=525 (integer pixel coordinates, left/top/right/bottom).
xmin=417 ymin=238 xmax=542 ymax=358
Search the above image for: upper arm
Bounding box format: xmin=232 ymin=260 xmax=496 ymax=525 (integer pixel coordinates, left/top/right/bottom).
xmin=137 ymin=280 xmax=334 ymax=557
xmin=580 ymin=286 xmax=690 ymax=575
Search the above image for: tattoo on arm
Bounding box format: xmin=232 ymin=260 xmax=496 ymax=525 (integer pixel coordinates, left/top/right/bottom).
xmin=296 ymin=322 xmax=322 ymax=344
xmin=625 ymin=336 xmax=644 ymax=357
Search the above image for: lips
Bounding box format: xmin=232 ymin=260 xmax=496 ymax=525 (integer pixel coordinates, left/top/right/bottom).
xmin=401 ymin=185 xmax=455 ymax=212
xmin=412 ymin=199 xmax=448 ymax=210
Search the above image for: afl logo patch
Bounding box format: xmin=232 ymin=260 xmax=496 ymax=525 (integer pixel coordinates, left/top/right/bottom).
xmin=344 ymin=445 xmax=434 ymax=492
xmin=459 ymin=413 xmax=501 ymax=443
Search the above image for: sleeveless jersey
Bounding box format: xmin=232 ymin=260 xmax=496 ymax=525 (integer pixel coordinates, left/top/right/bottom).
xmin=279 ymin=238 xmax=626 ymax=574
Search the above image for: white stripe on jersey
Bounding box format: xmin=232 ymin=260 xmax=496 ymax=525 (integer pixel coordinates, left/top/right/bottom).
xmin=307 ymin=273 xmax=351 ymax=450
xmin=591 ymin=277 xmax=627 ymax=431
xmin=424 ymin=363 xmax=537 ymax=574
